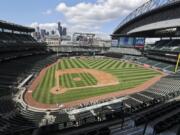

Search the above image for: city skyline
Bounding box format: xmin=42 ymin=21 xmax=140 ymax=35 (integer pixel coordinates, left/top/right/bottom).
xmin=0 ymin=0 xmax=147 ymax=38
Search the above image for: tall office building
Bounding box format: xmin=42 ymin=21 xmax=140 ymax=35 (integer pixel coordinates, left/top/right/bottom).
xmin=58 ymin=22 xmax=63 ymax=36
xmin=40 ymin=29 xmax=46 ymax=38
xmin=62 ymin=27 xmax=67 ymax=36
xmin=36 ymin=26 xmax=41 ymax=40
xmin=51 ymin=30 xmax=55 ymax=35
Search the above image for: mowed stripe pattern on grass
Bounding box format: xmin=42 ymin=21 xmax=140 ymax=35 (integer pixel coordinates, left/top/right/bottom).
xmin=59 ymin=72 xmax=97 ymax=88
xmin=32 ymin=58 xmax=161 ymax=104
xmin=32 ymin=64 xmax=57 ymax=104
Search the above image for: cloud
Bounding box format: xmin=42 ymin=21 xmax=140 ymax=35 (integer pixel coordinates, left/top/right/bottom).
xmin=30 ymin=22 xmax=58 ymax=31
xmin=42 ymin=9 xmax=52 ymax=15
xmin=30 ymin=0 xmax=148 ymax=39
xmin=56 ymin=0 xmax=147 ymax=33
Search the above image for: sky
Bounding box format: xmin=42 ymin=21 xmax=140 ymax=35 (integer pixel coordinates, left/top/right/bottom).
xmin=0 ymin=0 xmax=147 ymax=38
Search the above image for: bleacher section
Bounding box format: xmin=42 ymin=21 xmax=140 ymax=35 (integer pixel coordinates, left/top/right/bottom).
xmin=0 ymin=54 xmax=60 ymax=135
xmin=0 ymin=32 xmax=47 ymax=62
xmin=122 ymin=55 xmax=178 ymax=72
xmin=0 ymin=96 xmax=15 ymax=114
xmin=0 ymin=111 xmax=36 ymax=135
xmin=108 ymin=47 xmax=142 ymax=56
xmin=0 ymin=27 xmax=60 ymax=134
xmin=146 ymin=39 xmax=180 ymax=63
xmin=147 ymin=39 xmax=180 ymax=52
xmin=110 ymin=100 xmax=180 ymax=135
xmin=0 ymin=55 xmax=56 ymax=97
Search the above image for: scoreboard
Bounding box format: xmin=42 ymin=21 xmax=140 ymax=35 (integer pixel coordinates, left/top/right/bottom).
xmin=111 ymin=37 xmax=145 ymax=48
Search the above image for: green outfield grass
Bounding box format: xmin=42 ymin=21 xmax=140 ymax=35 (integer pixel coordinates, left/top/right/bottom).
xmin=32 ymin=57 xmax=161 ymax=104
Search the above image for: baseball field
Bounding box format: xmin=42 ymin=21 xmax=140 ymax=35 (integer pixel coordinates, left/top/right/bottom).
xmin=31 ymin=57 xmax=161 ymax=104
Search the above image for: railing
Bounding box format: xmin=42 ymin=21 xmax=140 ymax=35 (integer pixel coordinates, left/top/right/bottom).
xmin=114 ymin=0 xmax=180 ymax=33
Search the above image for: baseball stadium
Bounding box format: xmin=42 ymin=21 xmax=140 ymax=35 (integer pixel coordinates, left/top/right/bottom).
xmin=0 ymin=0 xmax=180 ymax=135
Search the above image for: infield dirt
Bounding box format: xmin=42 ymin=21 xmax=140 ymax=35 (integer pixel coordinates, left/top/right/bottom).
xmin=51 ymin=68 xmax=119 ymax=94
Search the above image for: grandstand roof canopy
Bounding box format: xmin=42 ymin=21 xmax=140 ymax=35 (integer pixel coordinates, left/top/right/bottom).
xmin=112 ymin=0 xmax=180 ymax=38
xmin=114 ymin=0 xmax=180 ymax=33
xmin=112 ymin=23 xmax=180 ymax=38
xmin=126 ymin=19 xmax=180 ymax=37
xmin=0 ymin=20 xmax=35 ymax=33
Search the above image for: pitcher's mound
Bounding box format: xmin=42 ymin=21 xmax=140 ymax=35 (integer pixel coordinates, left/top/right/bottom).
xmin=50 ymin=68 xmax=119 ymax=95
